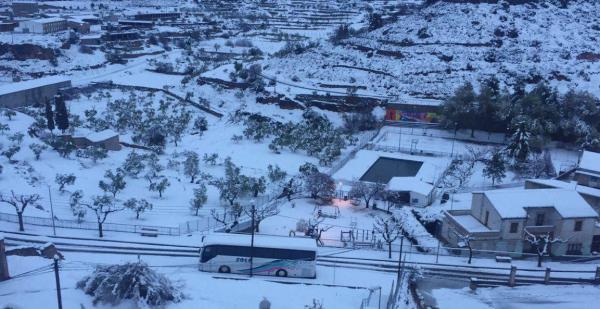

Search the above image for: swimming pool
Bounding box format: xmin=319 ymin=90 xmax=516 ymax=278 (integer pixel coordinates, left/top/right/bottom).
xmin=359 ymin=157 xmax=423 ymax=184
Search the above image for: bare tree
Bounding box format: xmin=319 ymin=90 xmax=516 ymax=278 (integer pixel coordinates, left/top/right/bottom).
xmin=70 ymin=192 xmax=123 ymax=238
xmin=244 ymin=201 xmax=280 ymax=233
xmin=304 ymin=217 xmax=332 ymax=246
xmin=524 ymin=229 xmax=569 ymax=267
xmin=0 ymin=191 xmax=41 ymax=231
xmin=349 ymin=181 xmax=384 ymax=208
xmin=453 ymin=231 xmax=474 ymax=264
xmin=373 ymin=215 xmax=402 ymax=259
xmin=277 ymin=176 xmax=302 ymax=202
xmin=210 ymin=203 xmax=243 ymax=233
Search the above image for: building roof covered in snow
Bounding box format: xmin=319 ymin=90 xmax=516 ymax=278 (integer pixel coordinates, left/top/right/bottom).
xmin=73 ymin=129 xmax=118 ymax=142
xmin=25 ymin=17 xmax=65 ymax=24
xmin=452 ymin=214 xmax=498 ymax=233
xmin=202 ymin=234 xmax=317 ymax=251
xmin=387 ymin=177 xmax=434 ymax=196
xmin=527 ymin=178 xmax=600 ymax=198
xmin=483 ymin=188 xmax=597 ymax=219
xmin=0 ymin=76 xmax=71 ymax=96
xmin=578 ymin=151 xmax=600 ymax=174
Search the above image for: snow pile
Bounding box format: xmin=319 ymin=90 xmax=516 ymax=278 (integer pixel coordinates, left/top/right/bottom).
xmin=396 ymin=207 xmax=440 ymax=252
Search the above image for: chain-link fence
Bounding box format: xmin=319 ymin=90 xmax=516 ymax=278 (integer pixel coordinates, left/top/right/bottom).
xmin=0 ymin=212 xmax=181 ymax=235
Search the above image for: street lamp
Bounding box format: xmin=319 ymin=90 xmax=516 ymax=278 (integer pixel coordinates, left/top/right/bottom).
xmin=249 ymin=202 xmax=256 ymax=278
xmin=397 ymin=236 xmax=404 ymax=284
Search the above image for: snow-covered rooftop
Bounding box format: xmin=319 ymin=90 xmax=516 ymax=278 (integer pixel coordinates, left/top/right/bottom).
xmin=452 ymin=214 xmax=495 ymax=233
xmin=0 ymin=76 xmax=71 ymax=96
xmin=526 ymin=179 xmax=600 ymax=199
xmin=73 ymin=129 xmax=118 ymax=142
xmin=483 ymin=189 xmax=598 ymax=219
xmin=387 ymin=177 xmax=434 ymax=196
xmin=202 ymin=233 xmax=317 ymax=251
xmin=25 ymin=17 xmax=66 ymax=24
xmin=579 ymin=151 xmax=600 ymax=174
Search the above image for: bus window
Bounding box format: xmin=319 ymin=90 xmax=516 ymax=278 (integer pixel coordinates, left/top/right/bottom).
xmin=201 ymin=246 xmax=217 ymax=262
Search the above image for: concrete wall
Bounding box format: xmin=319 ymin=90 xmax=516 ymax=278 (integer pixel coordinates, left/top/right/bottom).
xmin=0 ymin=80 xmax=71 ymax=108
xmin=575 ymin=172 xmax=600 ymax=189
xmin=471 ymin=193 xmax=503 ymax=230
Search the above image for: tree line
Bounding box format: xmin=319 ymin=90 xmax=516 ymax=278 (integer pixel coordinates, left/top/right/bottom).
xmin=441 ymin=78 xmax=600 ymax=152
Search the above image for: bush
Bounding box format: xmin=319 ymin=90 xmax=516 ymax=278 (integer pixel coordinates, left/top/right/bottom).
xmin=77 ymin=262 xmax=184 ymax=308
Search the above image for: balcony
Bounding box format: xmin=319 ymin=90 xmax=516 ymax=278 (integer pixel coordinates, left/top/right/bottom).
xmin=524 ymin=225 xmax=555 ymax=234
xmin=444 ymin=211 xmax=500 ymax=239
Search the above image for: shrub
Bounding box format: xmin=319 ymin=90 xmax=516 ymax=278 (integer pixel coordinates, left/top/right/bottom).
xmin=77 ymin=262 xmax=184 ymax=308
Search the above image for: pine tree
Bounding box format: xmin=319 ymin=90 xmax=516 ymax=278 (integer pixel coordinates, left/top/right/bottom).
xmin=54 ymin=94 xmax=69 ymax=132
xmin=483 ymin=150 xmax=507 ymax=185
xmin=45 ymin=99 xmax=55 ymax=131
xmin=507 ymin=121 xmax=531 ymax=162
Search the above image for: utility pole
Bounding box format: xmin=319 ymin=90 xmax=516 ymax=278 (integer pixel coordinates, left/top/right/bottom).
xmin=451 ymin=122 xmax=458 ymax=157
xmin=396 ymin=236 xmax=404 ymax=284
xmin=249 ymin=203 xmax=256 ymax=278
xmin=48 ymin=186 xmax=56 ymax=236
xmin=53 ymin=258 xmax=63 ymax=309
xmin=398 ymin=127 xmax=402 ymax=152
xmin=0 ymin=238 xmax=9 ymax=281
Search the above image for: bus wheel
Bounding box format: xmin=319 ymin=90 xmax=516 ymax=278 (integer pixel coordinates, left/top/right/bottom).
xmin=218 ymin=265 xmax=231 ymax=273
xmin=275 ymin=269 xmax=288 ymax=277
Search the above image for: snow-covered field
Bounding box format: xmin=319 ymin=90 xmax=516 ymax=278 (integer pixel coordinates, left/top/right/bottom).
xmin=2 ymin=253 xmax=385 ymax=309
xmin=1 ymin=0 xmax=599 ymax=308
xmin=433 ymin=284 xmax=600 ymax=309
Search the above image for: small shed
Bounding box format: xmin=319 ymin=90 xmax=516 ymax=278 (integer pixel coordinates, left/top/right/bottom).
xmin=386 ymin=177 xmax=435 ymax=207
xmin=71 ymin=129 xmax=121 ymax=151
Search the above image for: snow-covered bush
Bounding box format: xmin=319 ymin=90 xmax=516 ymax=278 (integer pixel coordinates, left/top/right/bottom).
xmin=77 ymin=262 xmax=184 ymax=308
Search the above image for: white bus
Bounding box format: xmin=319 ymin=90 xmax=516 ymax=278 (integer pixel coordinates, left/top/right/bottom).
xmin=199 ymin=234 xmax=317 ymax=278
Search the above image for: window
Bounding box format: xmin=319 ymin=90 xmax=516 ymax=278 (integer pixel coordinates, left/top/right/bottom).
xmin=200 ymin=245 xmax=316 ymax=262
xmin=484 ymin=211 xmax=489 ymax=226
xmin=567 ymin=243 xmax=583 ymax=255
xmin=509 ymin=222 xmax=519 ymax=233
xmin=200 ymin=246 xmax=217 ymax=262
xmin=411 ymin=198 xmax=419 ymax=204
xmin=574 ymin=221 xmax=583 ymax=232
xmin=535 ymin=213 xmax=545 ymax=226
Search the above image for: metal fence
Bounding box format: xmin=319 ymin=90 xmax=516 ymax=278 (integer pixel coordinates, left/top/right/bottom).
xmin=0 ymin=212 xmax=181 ymax=236
xmin=327 ymin=130 xmax=378 ymax=176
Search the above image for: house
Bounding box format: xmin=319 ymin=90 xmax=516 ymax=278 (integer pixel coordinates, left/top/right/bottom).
xmin=70 ymin=129 xmax=121 ymax=151
xmin=386 ymin=177 xmax=435 ymax=207
xmin=0 ymin=22 xmax=17 ymax=32
xmin=133 ymin=12 xmax=181 ymax=21
xmin=118 ymin=20 xmax=154 ymax=29
xmin=12 ymin=1 xmax=39 ymax=17
xmin=19 ymin=17 xmax=67 ymax=33
xmin=574 ymin=151 xmax=600 ymax=189
xmin=442 ymin=189 xmax=599 ymax=256
xmin=102 ymin=31 xmax=140 ymax=42
xmin=80 ymin=34 xmax=102 ymax=46
xmin=526 ymin=150 xmax=600 ymax=212
xmin=0 ymin=76 xmax=71 ymax=108
xmin=66 ymin=20 xmax=90 ymax=34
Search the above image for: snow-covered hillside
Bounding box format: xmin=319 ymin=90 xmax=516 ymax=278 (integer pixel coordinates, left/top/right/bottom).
xmin=264 ymin=0 xmax=600 ymax=99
